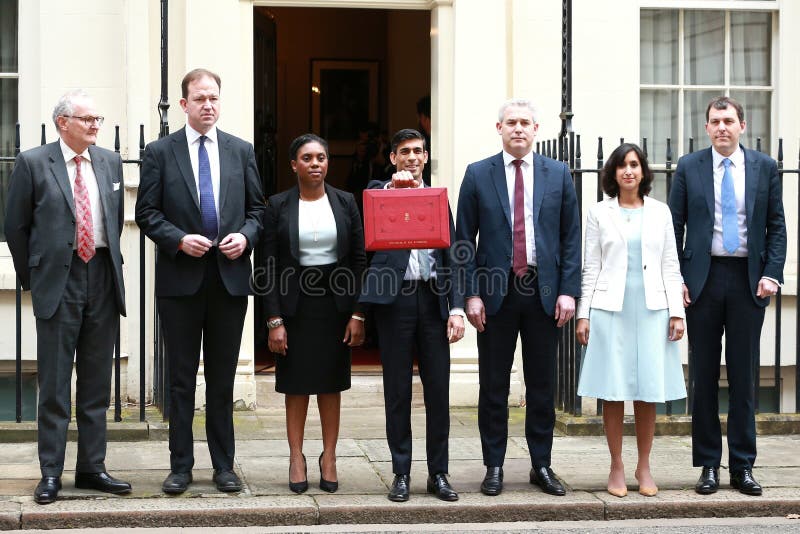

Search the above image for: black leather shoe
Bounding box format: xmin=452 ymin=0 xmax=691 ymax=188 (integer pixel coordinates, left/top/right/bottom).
xmin=213 ymin=469 xmax=242 ymax=492
xmin=388 ymin=474 xmax=410 ymax=502
xmin=480 ymin=466 xmax=503 ymax=496
xmin=289 ymin=454 xmax=308 ymax=494
xmin=162 ymin=471 xmax=192 ymax=494
xmin=695 ymin=466 xmax=720 ymax=495
xmin=731 ymin=468 xmax=762 ymax=496
xmin=318 ymin=452 xmax=338 ymax=493
xmin=427 ymin=473 xmax=458 ymax=501
xmin=530 ymin=466 xmax=566 ymax=496
xmin=75 ymin=471 xmax=132 ymax=494
xmin=34 ymin=476 xmax=61 ymax=504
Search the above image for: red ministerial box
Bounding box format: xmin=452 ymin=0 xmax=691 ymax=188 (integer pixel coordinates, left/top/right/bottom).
xmin=363 ymin=187 xmax=451 ymax=250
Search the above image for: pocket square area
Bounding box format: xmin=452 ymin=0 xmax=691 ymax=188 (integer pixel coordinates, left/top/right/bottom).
xmin=113 ymin=182 xmax=120 ymax=191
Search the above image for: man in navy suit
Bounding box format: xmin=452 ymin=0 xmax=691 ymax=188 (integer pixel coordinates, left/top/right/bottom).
xmin=136 ymin=68 xmax=265 ymax=495
xmin=456 ymin=99 xmax=581 ymax=496
xmin=360 ymin=129 xmax=465 ymax=503
xmin=669 ymin=96 xmax=786 ymax=496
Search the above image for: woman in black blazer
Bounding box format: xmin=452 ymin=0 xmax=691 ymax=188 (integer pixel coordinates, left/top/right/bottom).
xmin=260 ymin=134 xmax=366 ymax=494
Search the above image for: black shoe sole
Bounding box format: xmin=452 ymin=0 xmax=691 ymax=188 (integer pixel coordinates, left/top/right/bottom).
xmin=388 ymin=493 xmax=409 ymax=502
xmin=216 ymin=484 xmax=242 ymax=493
xmin=695 ymin=486 xmax=718 ymax=495
xmin=33 ymin=495 xmax=57 ymax=504
xmin=731 ymin=481 xmax=762 ymax=496
xmin=162 ymin=486 xmax=188 ymax=495
xmin=480 ymin=484 xmax=502 ymax=496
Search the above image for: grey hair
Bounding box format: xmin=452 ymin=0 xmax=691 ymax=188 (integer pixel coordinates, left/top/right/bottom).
xmin=498 ymin=99 xmax=538 ymax=123
xmin=52 ymin=89 xmax=92 ymax=130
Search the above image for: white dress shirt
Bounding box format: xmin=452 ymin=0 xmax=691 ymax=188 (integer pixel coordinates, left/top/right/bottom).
xmin=185 ymin=124 xmax=221 ymax=233
xmin=60 ymin=138 xmax=107 ymax=248
xmin=711 ymin=146 xmax=747 ymax=257
xmin=502 ymin=150 xmax=537 ymax=265
xmin=298 ymin=194 xmax=338 ymax=266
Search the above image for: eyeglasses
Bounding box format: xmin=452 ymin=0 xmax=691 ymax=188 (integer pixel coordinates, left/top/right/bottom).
xmin=62 ymin=115 xmax=105 ymax=126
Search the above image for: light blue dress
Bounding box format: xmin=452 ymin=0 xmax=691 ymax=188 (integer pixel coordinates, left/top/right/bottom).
xmin=577 ymin=207 xmax=687 ymax=402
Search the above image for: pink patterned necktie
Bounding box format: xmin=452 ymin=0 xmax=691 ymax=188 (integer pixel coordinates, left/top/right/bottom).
xmin=512 ymin=159 xmax=527 ymax=277
xmin=73 ymin=155 xmax=96 ymax=262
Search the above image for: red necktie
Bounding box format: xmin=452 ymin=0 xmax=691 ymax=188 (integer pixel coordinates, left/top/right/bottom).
xmin=73 ymin=155 xmax=96 ymax=263
xmin=512 ymin=159 xmax=527 ymax=277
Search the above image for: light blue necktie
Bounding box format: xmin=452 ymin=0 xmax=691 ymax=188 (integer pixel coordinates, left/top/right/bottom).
xmin=418 ymin=249 xmax=431 ymax=281
xmin=198 ymin=135 xmax=218 ymax=241
xmin=721 ymin=158 xmax=738 ymax=254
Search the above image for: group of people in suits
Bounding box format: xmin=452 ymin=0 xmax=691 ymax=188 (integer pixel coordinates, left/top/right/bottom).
xmin=5 ymin=72 xmax=785 ymax=506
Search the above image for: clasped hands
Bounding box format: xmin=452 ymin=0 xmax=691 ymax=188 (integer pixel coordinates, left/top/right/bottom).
xmin=179 ymin=233 xmax=248 ymax=260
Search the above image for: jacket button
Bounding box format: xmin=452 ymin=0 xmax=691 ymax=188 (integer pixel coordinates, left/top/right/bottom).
xmin=643 ymin=265 xmax=647 ymax=269
xmin=68 ymin=242 xmax=73 ymax=246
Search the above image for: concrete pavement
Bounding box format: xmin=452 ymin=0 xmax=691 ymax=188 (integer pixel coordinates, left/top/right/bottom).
xmin=1 ymin=406 xmax=799 ymax=530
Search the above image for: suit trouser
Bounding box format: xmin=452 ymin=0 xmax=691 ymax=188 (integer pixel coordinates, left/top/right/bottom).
xmin=687 ymin=257 xmax=764 ymax=472
xmin=477 ymin=268 xmax=558 ymax=468
xmin=36 ymin=249 xmax=117 ymax=477
xmin=373 ymin=280 xmax=451 ymax=476
xmin=158 ymin=250 xmax=247 ymax=473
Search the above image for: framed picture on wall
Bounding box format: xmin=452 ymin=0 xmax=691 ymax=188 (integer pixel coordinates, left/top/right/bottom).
xmin=310 ymin=59 xmax=379 ymax=156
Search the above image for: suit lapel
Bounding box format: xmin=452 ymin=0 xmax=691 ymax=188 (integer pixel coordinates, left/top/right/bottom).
xmin=171 ymin=128 xmax=200 ymax=211
xmin=532 ymin=154 xmax=546 ymax=222
xmin=697 ymin=148 xmax=715 ymax=221
xmin=326 ymin=185 xmax=348 ymax=260
xmin=607 ymin=197 xmax=626 ymax=240
xmin=217 ymin=130 xmax=232 ymax=219
xmin=743 ymin=147 xmax=758 ymax=230
xmin=48 ymin=143 xmax=75 ymax=215
xmin=490 ymin=154 xmax=512 ymax=228
xmin=288 ymin=186 xmax=300 ymax=260
xmin=89 ymin=145 xmax=112 ymax=230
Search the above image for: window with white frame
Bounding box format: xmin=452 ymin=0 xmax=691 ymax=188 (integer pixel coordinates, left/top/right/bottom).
xmin=640 ymin=8 xmax=773 ymax=167
xmin=0 ymin=0 xmax=19 ymax=242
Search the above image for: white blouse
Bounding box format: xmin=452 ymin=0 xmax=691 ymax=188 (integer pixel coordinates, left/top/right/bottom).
xmin=298 ymin=194 xmax=338 ymax=266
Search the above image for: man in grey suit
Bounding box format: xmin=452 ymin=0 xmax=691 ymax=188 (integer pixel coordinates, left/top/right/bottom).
xmin=5 ymin=90 xmax=130 ymax=504
xmin=136 ymin=68 xmax=265 ymax=494
xmin=669 ymin=96 xmax=786 ymax=496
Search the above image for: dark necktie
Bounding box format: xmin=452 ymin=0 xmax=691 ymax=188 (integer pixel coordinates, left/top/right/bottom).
xmin=198 ymin=135 xmax=218 ymax=241
xmin=73 ymin=155 xmax=95 ymax=263
xmin=512 ymin=159 xmax=527 ymax=277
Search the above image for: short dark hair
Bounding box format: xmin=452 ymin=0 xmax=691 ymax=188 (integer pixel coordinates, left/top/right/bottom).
xmin=600 ymin=143 xmax=653 ymax=199
xmin=181 ymin=68 xmax=221 ymax=99
xmin=416 ymin=95 xmax=430 ymax=118
xmin=390 ymin=128 xmax=427 ymax=154
xmin=289 ymin=133 xmax=329 ymax=161
xmin=706 ymin=95 xmax=744 ymax=123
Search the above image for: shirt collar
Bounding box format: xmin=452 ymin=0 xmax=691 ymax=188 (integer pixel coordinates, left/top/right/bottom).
xmin=59 ymin=138 xmax=91 ymax=163
xmin=502 ymin=150 xmax=534 ymax=168
xmin=185 ymin=124 xmax=218 ymax=145
xmin=712 ymin=145 xmax=744 ymax=169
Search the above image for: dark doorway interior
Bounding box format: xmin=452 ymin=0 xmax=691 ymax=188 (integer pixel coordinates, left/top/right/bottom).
xmin=253 ymin=6 xmax=431 ymax=371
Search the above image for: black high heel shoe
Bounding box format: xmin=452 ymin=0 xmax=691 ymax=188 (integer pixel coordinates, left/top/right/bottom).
xmin=319 ymin=451 xmax=338 ymax=493
xmin=289 ymin=454 xmax=308 ymax=494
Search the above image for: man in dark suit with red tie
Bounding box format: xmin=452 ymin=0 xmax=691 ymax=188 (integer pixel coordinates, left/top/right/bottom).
xmin=456 ymin=99 xmax=581 ymax=496
xmin=669 ymin=96 xmax=786 ymax=496
xmin=136 ymin=68 xmax=265 ymax=494
xmin=5 ymin=90 xmax=130 ymax=503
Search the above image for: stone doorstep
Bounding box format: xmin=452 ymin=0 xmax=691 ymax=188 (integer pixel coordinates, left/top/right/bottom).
xmin=3 ymin=413 xmax=800 ymax=443
xmin=555 ymin=413 xmax=800 ymax=437
xmin=2 ymin=490 xmax=800 ymax=529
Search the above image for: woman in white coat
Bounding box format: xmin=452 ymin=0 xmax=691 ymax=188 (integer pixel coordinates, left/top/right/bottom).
xmin=576 ymin=143 xmax=686 ymax=498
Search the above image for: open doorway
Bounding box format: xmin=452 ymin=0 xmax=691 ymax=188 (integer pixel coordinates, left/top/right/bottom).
xmin=253 ymin=5 xmax=432 ymax=372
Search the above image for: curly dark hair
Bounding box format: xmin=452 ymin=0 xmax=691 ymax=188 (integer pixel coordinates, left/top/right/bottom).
xmin=600 ymin=143 xmax=653 ymax=199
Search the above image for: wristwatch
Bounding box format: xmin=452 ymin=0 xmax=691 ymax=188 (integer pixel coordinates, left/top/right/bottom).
xmin=267 ymin=318 xmax=284 ymax=329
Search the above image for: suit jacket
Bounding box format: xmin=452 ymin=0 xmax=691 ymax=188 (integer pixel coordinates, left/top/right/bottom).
xmin=455 ymin=152 xmax=581 ymax=316
xmin=359 ymin=180 xmax=465 ymax=321
xmin=261 ymin=184 xmax=366 ymax=317
xmin=576 ymin=196 xmax=684 ymax=320
xmin=135 ymin=127 xmax=265 ymax=297
xmin=5 ymin=142 xmax=126 ymax=319
xmin=668 ymin=146 xmax=786 ymax=308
